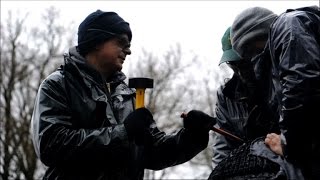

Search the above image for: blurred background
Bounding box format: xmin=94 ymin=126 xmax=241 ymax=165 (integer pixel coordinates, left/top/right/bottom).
xmin=1 ymin=1 xmax=318 ymax=179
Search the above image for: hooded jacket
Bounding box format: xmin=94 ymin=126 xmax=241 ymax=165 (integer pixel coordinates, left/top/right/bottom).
xmin=267 ymin=6 xmax=320 ymax=178
xmin=31 ymin=47 xmax=208 ymax=180
xmin=212 ymin=73 xmax=279 ymax=169
xmin=213 ymin=6 xmax=320 ymax=178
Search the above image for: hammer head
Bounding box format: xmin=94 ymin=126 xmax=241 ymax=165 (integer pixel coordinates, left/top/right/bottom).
xmin=129 ymin=78 xmax=153 ymax=89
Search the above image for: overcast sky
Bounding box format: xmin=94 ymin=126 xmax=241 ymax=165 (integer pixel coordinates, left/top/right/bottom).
xmin=2 ymin=1 xmax=318 ymax=75
xmin=2 ymin=1 xmax=319 ymax=79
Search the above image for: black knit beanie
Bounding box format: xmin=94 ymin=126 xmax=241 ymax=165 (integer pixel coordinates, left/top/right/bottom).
xmin=231 ymin=7 xmax=277 ymax=59
xmin=77 ymin=10 xmax=132 ymax=56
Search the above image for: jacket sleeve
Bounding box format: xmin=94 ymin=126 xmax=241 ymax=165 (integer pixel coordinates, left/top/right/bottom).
xmin=211 ymin=88 xmax=232 ymax=168
xmin=31 ymin=72 xmax=129 ymax=167
xmin=143 ymin=123 xmax=209 ymax=170
xmin=212 ymin=131 xmax=231 ymax=169
xmin=211 ymin=88 xmax=241 ymax=168
xmin=269 ymin=10 xmax=320 ymax=164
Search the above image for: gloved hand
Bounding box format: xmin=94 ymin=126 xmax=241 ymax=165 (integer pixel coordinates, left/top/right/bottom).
xmin=123 ymin=108 xmax=154 ymax=145
xmin=182 ymin=110 xmax=216 ymax=132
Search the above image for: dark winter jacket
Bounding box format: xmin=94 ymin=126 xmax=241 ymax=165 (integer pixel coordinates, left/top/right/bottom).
xmin=212 ymin=74 xmax=279 ymax=168
xmin=267 ymin=6 xmax=320 ymax=178
xmin=31 ymin=47 xmax=208 ymax=180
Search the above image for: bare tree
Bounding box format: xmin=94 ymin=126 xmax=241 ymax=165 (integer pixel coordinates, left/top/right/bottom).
xmin=0 ymin=7 xmax=75 ymax=180
xmin=127 ymin=44 xmax=229 ymax=179
xmin=0 ymin=6 xmax=230 ymax=180
xmin=186 ymin=59 xmax=232 ymax=179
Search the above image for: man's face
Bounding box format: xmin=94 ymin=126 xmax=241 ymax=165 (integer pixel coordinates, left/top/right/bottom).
xmin=227 ymin=40 xmax=266 ymax=85
xmin=242 ymin=40 xmax=267 ymax=59
xmin=226 ymin=60 xmax=256 ymax=86
xmin=95 ymin=34 xmax=131 ymax=74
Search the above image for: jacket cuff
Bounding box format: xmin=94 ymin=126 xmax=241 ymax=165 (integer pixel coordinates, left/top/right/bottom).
xmin=280 ymin=133 xmax=288 ymax=158
xmin=184 ymin=128 xmax=209 ymax=149
xmin=115 ymin=124 xmax=129 ymax=141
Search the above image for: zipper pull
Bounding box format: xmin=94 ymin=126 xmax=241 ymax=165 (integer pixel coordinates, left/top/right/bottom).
xmin=106 ymin=83 xmax=111 ymax=93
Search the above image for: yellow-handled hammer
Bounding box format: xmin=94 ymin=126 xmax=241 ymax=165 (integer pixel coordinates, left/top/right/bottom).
xmin=129 ymin=78 xmax=154 ymax=109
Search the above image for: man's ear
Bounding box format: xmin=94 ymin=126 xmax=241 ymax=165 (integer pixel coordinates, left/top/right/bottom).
xmin=94 ymin=44 xmax=102 ymax=51
xmin=94 ymin=39 xmax=109 ymax=51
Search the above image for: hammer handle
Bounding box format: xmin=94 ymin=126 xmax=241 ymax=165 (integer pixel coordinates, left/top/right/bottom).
xmin=135 ymin=88 xmax=145 ymax=109
xmin=180 ymin=112 xmax=243 ymax=142
xmin=211 ymin=127 xmax=244 ymax=142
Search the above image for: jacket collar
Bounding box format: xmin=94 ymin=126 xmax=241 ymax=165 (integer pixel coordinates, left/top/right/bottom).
xmin=222 ymin=74 xmax=249 ymax=101
xmin=65 ymin=46 xmax=127 ymax=86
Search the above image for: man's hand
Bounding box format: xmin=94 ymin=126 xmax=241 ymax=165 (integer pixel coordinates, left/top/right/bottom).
xmin=182 ymin=110 xmax=216 ymax=132
xmin=265 ymin=133 xmax=283 ymax=156
xmin=123 ymin=108 xmax=154 ymax=145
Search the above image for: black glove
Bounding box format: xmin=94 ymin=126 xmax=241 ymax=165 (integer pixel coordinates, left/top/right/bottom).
xmin=183 ymin=110 xmax=216 ymax=132
xmin=123 ymin=108 xmax=154 ymax=145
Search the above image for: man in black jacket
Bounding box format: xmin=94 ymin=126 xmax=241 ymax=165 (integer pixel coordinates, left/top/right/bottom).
xmin=231 ymin=6 xmax=320 ymax=179
xmin=212 ymin=27 xmax=279 ymax=169
xmin=31 ymin=9 xmax=215 ymax=180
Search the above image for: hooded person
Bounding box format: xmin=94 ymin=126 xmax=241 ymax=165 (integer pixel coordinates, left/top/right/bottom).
xmin=31 ymin=9 xmax=216 ymax=180
xmin=212 ymin=26 xmax=279 ymax=169
xmin=231 ymin=6 xmax=320 ymax=179
xmin=209 ymin=15 xmax=307 ymax=180
xmin=231 ymin=7 xmax=277 ymax=59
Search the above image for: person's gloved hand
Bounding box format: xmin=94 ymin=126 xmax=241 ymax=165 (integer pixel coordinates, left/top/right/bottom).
xmin=123 ymin=107 xmax=154 ymax=145
xmin=182 ymin=110 xmax=216 ymax=132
